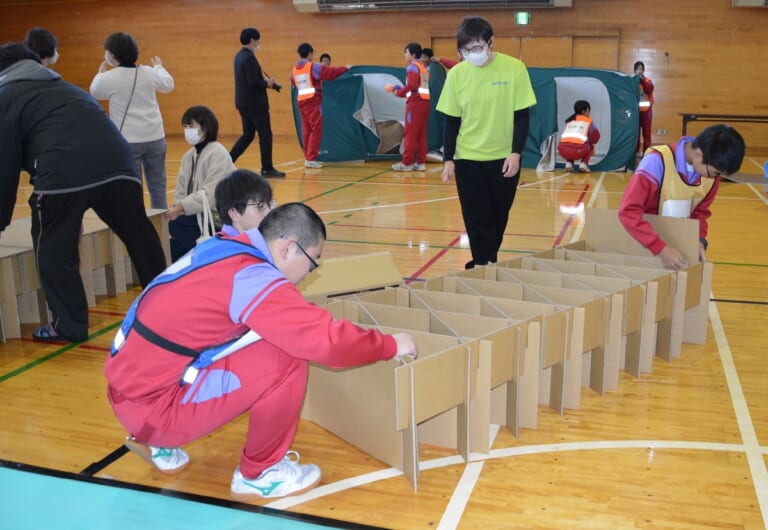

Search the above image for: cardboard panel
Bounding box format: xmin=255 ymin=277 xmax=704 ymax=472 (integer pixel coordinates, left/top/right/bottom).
xmin=584 ymin=208 xmax=700 ymax=265
xmin=299 ymin=251 xmax=403 ymax=297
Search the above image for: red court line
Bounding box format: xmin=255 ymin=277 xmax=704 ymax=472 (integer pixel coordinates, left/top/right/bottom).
xmin=405 ymin=235 xmax=462 ymax=284
xmin=553 ymin=185 xmax=589 ymax=247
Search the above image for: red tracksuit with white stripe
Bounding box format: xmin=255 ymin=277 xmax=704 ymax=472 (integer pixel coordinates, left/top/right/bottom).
xmin=394 ymin=61 xmax=430 ymax=166
xmin=104 ymin=227 xmax=396 ymax=479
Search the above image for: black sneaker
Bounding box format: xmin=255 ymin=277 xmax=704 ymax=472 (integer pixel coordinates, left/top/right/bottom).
xmin=262 ymin=168 xmax=286 ymax=178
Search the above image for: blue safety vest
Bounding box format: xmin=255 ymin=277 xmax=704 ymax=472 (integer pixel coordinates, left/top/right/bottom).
xmin=111 ymin=235 xmax=272 ymax=385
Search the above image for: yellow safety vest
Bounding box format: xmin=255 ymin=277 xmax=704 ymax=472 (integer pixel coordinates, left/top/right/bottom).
xmin=653 ymin=145 xmax=715 ymax=218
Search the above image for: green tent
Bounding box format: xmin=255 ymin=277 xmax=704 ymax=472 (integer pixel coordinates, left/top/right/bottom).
xmin=526 ymin=67 xmax=639 ymax=171
xmin=292 ymin=65 xmax=637 ymax=170
xmin=291 ymin=64 xmax=446 ymax=162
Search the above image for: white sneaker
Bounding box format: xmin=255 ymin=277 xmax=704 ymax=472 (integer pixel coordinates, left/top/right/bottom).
xmin=392 ymin=162 xmax=414 ymax=171
xmin=412 ymin=163 xmax=426 ymax=171
xmin=124 ymin=436 xmax=190 ymax=474
xmin=304 ymin=160 xmax=323 ymax=168
xmin=564 ymin=162 xmax=574 ymax=172
xmin=578 ymin=162 xmax=590 ymax=173
xmin=426 ymin=152 xmax=443 ymax=162
xmin=230 ymin=450 xmax=321 ymax=500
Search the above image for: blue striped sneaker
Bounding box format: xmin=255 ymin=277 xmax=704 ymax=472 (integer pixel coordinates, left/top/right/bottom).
xmin=230 ymin=450 xmax=321 ymax=500
xmin=124 ymin=436 xmax=190 ymax=475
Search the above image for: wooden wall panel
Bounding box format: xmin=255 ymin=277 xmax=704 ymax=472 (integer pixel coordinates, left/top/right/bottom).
xmin=520 ymin=35 xmax=572 ymax=67
xmin=573 ymin=37 xmax=618 ymax=70
xmin=1 ymin=0 xmax=767 ymax=148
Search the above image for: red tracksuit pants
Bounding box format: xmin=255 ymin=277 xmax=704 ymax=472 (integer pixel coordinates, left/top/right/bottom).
xmin=401 ymin=98 xmax=430 ymax=166
xmin=299 ymin=101 xmax=323 ymax=161
xmin=107 ymin=343 xmax=308 ymax=479
xmin=637 ymin=109 xmax=652 ymax=153
xmin=558 ymin=142 xmax=595 ymax=164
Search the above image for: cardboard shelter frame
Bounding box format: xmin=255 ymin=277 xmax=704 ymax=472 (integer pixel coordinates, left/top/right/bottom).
xmin=298 ymin=209 xmax=711 ymax=492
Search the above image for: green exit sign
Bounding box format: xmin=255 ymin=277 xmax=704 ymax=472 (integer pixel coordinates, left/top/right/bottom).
xmin=515 ymin=11 xmax=531 ymax=25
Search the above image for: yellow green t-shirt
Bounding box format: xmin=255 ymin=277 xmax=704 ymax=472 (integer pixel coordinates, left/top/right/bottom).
xmin=436 ymin=53 xmax=536 ymax=161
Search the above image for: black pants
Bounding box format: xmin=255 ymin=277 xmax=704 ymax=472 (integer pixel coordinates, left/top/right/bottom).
xmin=230 ymin=109 xmax=274 ymax=171
xmin=30 ymin=179 xmax=167 ymax=341
xmin=168 ymin=214 xmax=201 ymax=262
xmin=454 ymin=159 xmax=521 ymax=266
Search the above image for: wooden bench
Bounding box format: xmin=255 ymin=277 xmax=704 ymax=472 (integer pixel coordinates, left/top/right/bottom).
xmin=680 ymin=112 xmax=768 ymax=135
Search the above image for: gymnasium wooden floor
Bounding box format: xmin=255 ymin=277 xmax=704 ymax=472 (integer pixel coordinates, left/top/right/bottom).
xmin=1 ymin=136 xmax=767 ymax=529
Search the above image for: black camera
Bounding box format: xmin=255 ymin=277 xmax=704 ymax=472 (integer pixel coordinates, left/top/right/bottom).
xmin=272 ymin=83 xmax=282 ymax=93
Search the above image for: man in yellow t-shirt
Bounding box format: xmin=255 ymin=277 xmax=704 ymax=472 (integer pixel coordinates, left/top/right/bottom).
xmin=437 ymin=16 xmax=536 ymax=270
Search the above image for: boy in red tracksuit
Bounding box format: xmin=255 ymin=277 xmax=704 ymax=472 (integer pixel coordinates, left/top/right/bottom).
xmin=387 ymin=42 xmax=431 ymax=172
xmin=618 ymin=124 xmax=744 ymax=270
xmin=104 ymin=203 xmax=418 ymax=499
xmin=634 ymin=60 xmax=654 ymax=155
xmin=290 ymin=42 xmax=349 ymax=169
xmin=557 ymin=100 xmax=600 ymax=173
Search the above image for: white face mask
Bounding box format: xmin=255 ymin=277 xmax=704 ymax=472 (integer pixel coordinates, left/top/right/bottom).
xmin=104 ymin=50 xmax=119 ymax=67
xmin=184 ymin=127 xmax=203 ymax=145
xmin=465 ymin=49 xmax=489 ymax=67
xmin=48 ymin=50 xmax=59 ymax=65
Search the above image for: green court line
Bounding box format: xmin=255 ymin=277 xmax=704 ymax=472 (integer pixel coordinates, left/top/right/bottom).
xmin=300 ymin=170 xmax=390 ymax=203
xmin=0 ymin=321 xmax=121 ymax=384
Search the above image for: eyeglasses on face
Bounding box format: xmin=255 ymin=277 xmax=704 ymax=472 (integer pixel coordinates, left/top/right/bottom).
xmin=459 ymin=42 xmax=487 ymax=56
xmin=281 ymin=236 xmax=319 ymax=272
xmin=246 ymin=199 xmax=277 ymax=212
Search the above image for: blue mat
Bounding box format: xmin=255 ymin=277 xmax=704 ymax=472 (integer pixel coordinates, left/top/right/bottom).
xmin=0 ymin=464 xmax=382 ymax=530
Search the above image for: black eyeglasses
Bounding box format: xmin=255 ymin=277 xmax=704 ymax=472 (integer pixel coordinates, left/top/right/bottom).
xmin=459 ymin=42 xmax=487 ymax=56
xmin=246 ymin=199 xmax=277 ymax=212
xmin=294 ymin=239 xmax=320 ymax=272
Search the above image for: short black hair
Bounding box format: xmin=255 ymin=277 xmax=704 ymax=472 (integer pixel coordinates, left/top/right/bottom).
xmin=181 ymin=105 xmax=220 ymax=142
xmin=23 ymin=27 xmax=57 ymax=59
xmin=240 ymin=28 xmax=260 ymax=45
xmin=319 ymin=53 xmax=331 ymax=62
xmin=693 ymin=124 xmax=746 ymax=176
xmin=634 ymin=61 xmax=645 ymax=71
xmin=0 ymin=42 xmax=41 ymax=72
xmin=297 ymin=42 xmax=313 ymax=58
xmin=405 ymin=42 xmax=422 ymax=57
xmin=456 ymin=16 xmax=494 ymax=51
xmin=104 ymin=32 xmax=139 ymax=66
xmin=215 ymin=169 xmax=273 ymax=225
xmin=421 ymin=48 xmax=434 ymax=59
xmin=573 ymin=100 xmax=591 ymax=114
xmin=260 ymin=203 xmax=327 ymax=249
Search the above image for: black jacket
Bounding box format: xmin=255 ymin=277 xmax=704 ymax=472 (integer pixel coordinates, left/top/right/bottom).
xmin=0 ymin=60 xmax=139 ymax=231
xmin=233 ymin=47 xmax=269 ymax=114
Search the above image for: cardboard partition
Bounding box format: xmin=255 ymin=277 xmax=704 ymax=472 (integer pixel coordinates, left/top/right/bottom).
xmin=414 ymin=274 xmax=572 ymax=415
xmin=301 ymin=324 xmax=471 ymax=491
xmin=511 ymin=256 xmax=644 ymax=386
xmin=299 ymin=251 xmax=402 ymax=297
xmin=579 ymin=208 xmax=712 ymax=348
xmin=584 ymin=208 xmax=699 ymax=265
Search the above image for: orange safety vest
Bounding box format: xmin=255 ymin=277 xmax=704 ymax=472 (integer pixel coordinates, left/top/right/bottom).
xmin=292 ymin=61 xmax=316 ymax=101
xmin=405 ymin=61 xmax=430 ymax=100
xmin=560 ymin=115 xmax=592 ymax=145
